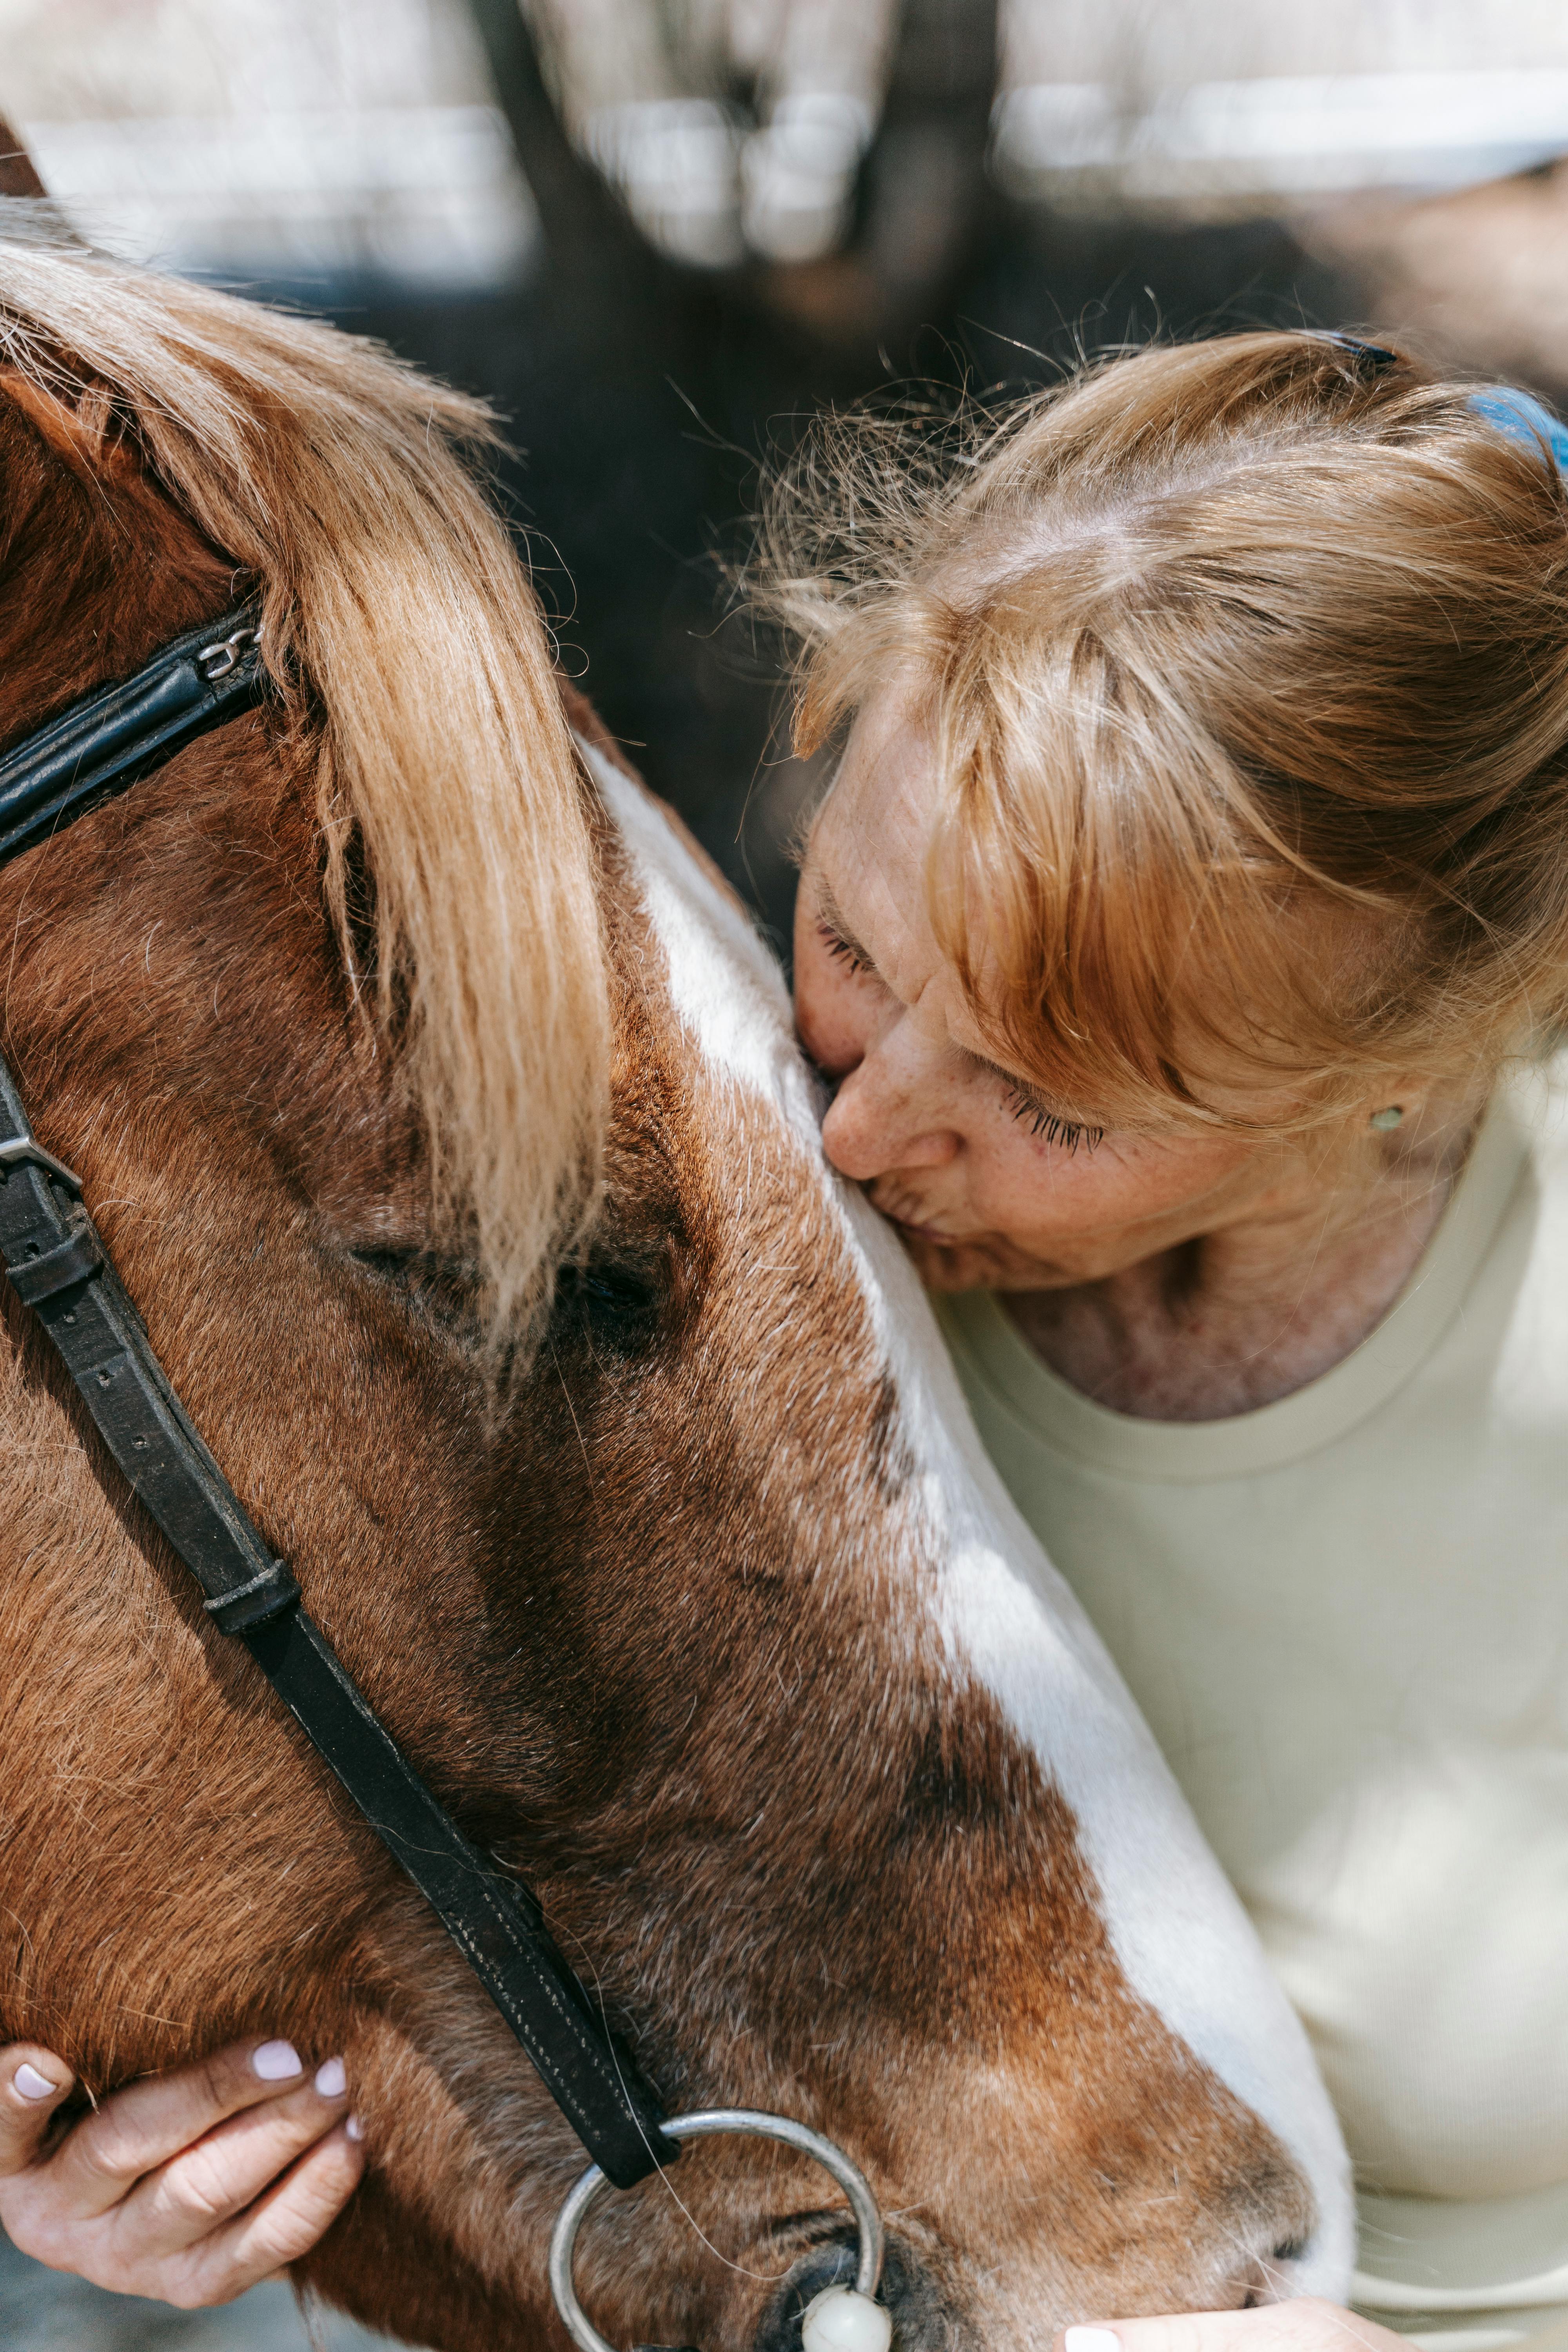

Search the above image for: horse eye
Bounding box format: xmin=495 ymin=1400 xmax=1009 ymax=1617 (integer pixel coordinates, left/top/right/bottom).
xmin=348 ymin=1246 xmax=419 ymax=1283
xmin=347 ymin=1245 xmax=480 ymax=1332
xmin=552 ymin=1255 xmax=663 ymax=1350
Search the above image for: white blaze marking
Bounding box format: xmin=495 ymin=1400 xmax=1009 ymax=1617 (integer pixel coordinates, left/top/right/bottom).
xmin=588 ymin=742 xmax=1354 ymax=2296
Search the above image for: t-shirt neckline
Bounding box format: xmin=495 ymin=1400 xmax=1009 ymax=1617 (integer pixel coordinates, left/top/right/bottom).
xmin=940 ymin=1086 xmax=1533 ymax=1483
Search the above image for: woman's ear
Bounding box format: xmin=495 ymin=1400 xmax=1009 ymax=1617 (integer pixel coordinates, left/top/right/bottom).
xmin=1360 ymin=1085 xmax=1473 ymax=1159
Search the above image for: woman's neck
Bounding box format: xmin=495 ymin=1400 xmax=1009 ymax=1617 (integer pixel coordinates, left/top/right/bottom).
xmin=1005 ymin=1098 xmax=1485 ymax=1422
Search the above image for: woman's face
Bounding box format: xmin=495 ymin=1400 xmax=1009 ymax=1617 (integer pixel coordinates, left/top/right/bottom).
xmin=793 ymin=699 xmax=1330 ymax=1294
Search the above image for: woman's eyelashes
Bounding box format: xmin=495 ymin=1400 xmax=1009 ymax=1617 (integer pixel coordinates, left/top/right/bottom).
xmin=813 ymin=908 xmax=1100 ymax=1155
xmin=1005 ymin=1085 xmax=1104 ymax=1155
xmin=817 ymin=920 xmax=876 ymax=980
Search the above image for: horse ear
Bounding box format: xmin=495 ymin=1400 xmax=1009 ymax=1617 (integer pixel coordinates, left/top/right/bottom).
xmin=0 ymin=368 xmax=135 ymax=483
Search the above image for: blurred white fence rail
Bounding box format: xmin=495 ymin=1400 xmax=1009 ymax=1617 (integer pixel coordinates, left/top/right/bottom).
xmin=23 ymin=105 xmax=535 ymax=282
xmin=994 ymin=71 xmax=1568 ymax=213
xmin=0 ymin=0 xmax=537 ymax=285
xmin=530 ymin=0 xmax=897 ymax=267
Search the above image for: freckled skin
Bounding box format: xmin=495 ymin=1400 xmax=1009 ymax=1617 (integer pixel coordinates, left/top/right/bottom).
xmin=793 ymin=695 xmax=1482 ymax=1419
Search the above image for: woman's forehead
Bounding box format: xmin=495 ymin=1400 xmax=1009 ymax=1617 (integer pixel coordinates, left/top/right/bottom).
xmin=806 ymin=761 xmax=1033 ymax=1082
xmin=810 ymin=781 xmax=934 ymax=982
xmin=810 ymin=700 xmax=937 ymax=890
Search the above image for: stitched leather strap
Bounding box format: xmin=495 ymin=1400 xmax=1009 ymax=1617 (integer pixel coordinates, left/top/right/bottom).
xmin=0 ymin=602 xmax=270 ymax=866
xmin=0 ymin=1028 xmax=675 ymax=2188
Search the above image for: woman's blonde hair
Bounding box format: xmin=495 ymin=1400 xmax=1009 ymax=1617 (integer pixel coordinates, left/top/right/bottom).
xmin=750 ymin=333 xmax=1568 ymax=1129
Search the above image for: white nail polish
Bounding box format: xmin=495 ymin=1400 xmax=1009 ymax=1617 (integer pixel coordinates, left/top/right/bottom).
xmin=345 ymin=2112 xmax=364 ymax=2142
xmin=13 ymin=2062 xmax=59 ymax=2102
xmin=1065 ymin=2329 xmax=1122 ymax=2352
xmin=252 ymin=2040 xmax=303 ymax=2081
xmin=314 ymin=2057 xmax=347 ymax=2098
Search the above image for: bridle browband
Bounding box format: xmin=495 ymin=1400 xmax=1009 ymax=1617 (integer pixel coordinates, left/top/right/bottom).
xmin=0 ymin=603 xmax=677 ymax=2190
xmin=0 ymin=601 xmax=270 ymax=863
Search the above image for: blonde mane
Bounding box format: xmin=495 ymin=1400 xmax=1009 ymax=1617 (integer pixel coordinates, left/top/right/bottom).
xmin=0 ymin=222 xmax=609 ymax=1333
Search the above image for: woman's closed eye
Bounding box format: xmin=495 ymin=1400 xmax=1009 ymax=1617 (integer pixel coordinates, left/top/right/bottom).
xmin=817 ymin=919 xmax=877 ymax=981
xmin=1004 ymin=1083 xmax=1104 ymax=1156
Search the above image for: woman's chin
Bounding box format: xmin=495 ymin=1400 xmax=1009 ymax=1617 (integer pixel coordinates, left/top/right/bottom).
xmin=888 ymin=1216 xmax=1083 ymax=1294
xmin=895 ymin=1226 xmax=1031 ymax=1293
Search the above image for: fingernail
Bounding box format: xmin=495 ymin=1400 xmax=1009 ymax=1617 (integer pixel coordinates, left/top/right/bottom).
xmin=252 ymin=2040 xmax=303 ymax=2082
xmin=13 ymin=2062 xmax=61 ymax=2102
xmin=345 ymin=2112 xmax=364 ymax=2142
xmin=1065 ymin=2330 xmax=1122 ymax=2352
xmin=314 ymin=2057 xmax=347 ymax=2098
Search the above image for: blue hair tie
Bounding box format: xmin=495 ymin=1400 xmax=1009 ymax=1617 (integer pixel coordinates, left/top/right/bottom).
xmin=1468 ymin=385 xmax=1568 ymax=475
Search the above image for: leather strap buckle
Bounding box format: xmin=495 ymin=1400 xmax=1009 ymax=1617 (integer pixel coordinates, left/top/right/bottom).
xmin=0 ymin=1132 xmax=83 ymax=1193
xmin=196 ymin=622 xmax=263 ymax=683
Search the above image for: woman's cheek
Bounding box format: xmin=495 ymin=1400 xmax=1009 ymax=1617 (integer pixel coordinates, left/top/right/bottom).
xmin=976 ymin=1128 xmax=1149 ymax=1252
xmin=793 ymin=946 xmax=868 ymax=1078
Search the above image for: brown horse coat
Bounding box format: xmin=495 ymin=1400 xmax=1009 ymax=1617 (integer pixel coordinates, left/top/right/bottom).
xmin=0 ymin=234 xmax=1351 ymax=2350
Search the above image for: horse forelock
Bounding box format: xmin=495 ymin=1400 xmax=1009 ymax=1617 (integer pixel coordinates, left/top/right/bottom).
xmin=0 ymin=223 xmax=609 ymax=1343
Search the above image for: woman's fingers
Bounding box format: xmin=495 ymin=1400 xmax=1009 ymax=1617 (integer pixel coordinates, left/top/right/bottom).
xmin=0 ymin=2048 xmax=74 ymax=2178
xmin=164 ymin=2116 xmax=366 ymax=2308
xmin=45 ymin=2037 xmax=311 ymax=2220
xmin=1059 ymin=2306 xmax=1409 ymax=2352
xmin=0 ymin=2034 xmax=365 ymax=2306
xmin=117 ymin=2062 xmax=353 ymax=2252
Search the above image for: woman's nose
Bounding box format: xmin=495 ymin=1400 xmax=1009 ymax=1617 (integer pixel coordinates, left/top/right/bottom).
xmin=820 ymin=1060 xmax=959 ymax=1182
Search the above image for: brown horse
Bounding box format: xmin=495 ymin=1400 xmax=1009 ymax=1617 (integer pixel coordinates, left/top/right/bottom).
xmin=0 ymin=229 xmax=1351 ymax=2352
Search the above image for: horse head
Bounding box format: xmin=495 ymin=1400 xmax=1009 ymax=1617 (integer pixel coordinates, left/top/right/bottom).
xmin=0 ymin=233 xmax=1352 ymax=2352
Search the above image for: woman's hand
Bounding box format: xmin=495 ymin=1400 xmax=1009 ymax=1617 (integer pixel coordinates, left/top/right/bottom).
xmin=0 ymin=2036 xmax=364 ymax=2308
xmin=1059 ymin=2307 xmax=1406 ymax=2352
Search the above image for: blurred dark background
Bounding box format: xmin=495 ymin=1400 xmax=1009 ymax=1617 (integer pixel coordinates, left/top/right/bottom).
xmin=13 ymin=0 xmax=1566 ymax=960
xmin=366 ymin=1 xmax=1359 ymax=951
xmin=4 ymin=0 xmax=1568 ymax=2341
xmin=267 ymin=0 xmax=1364 ymax=955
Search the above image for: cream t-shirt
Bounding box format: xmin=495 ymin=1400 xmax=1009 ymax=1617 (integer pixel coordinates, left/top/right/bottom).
xmin=935 ymin=1064 xmax=1568 ymax=2351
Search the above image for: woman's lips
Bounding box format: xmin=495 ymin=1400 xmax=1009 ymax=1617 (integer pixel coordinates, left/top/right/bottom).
xmin=867 ymin=1182 xmax=976 ymax=1250
xmin=886 ymin=1210 xmax=962 ymax=1247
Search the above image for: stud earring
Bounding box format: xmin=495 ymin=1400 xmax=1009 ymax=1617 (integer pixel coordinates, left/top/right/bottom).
xmin=1370 ymin=1105 xmax=1405 ymax=1131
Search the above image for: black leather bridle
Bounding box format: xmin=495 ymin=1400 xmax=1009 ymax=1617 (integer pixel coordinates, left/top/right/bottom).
xmin=0 ymin=603 xmax=677 ymax=2190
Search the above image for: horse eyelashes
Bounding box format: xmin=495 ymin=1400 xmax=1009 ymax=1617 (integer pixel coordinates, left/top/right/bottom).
xmin=552 ymin=1256 xmax=664 ymax=1354
xmin=346 ymin=1244 xmax=483 ymax=1333
xmin=348 ymin=1245 xmax=419 ymax=1282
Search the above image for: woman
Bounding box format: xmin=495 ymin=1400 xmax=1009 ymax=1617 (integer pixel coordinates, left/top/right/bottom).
xmin=7 ymin=331 xmax=1568 ymax=2350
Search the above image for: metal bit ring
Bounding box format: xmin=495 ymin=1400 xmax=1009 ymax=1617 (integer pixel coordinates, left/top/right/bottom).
xmin=548 ymin=2108 xmax=886 ymax=2352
